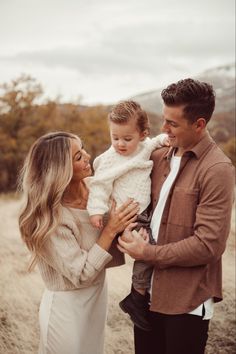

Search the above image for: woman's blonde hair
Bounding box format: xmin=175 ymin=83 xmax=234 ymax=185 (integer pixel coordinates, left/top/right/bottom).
xmin=18 ymin=131 xmax=79 ymax=270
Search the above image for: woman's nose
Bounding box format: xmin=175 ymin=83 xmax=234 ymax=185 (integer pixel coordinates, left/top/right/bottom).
xmin=82 ymin=150 xmax=91 ymax=161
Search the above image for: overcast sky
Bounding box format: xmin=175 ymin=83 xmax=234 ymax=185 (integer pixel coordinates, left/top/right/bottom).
xmin=0 ymin=0 xmax=235 ymax=104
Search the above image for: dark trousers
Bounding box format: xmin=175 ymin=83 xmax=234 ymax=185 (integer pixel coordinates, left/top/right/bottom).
xmin=134 ymin=311 xmax=209 ymax=354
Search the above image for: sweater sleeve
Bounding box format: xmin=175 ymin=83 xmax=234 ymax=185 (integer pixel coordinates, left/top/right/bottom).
xmin=40 ymin=225 xmax=112 ymax=287
xmin=150 ymin=134 xmax=167 ymax=148
xmin=87 ymin=150 xmax=116 ymax=216
xmin=87 ymin=179 xmax=113 ymax=215
xmin=143 ymin=134 xmax=167 ymax=158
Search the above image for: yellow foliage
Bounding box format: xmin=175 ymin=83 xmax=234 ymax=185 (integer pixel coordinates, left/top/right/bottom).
xmin=0 ymin=75 xmax=235 ymax=191
xmin=0 ymin=76 xmax=110 ymax=191
xmin=221 ymin=137 xmax=236 ymax=166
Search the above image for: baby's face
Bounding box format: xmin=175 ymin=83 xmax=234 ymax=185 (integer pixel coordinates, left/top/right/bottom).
xmin=110 ymin=119 xmax=145 ymax=156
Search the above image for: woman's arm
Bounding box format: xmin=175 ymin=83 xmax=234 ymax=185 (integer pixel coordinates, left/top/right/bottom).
xmin=39 ymin=199 xmax=139 ymax=288
xmin=39 ymin=226 xmax=111 ymax=288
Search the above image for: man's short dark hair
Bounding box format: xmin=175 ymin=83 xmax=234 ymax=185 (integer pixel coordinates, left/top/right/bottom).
xmin=161 ymin=78 xmax=215 ymax=124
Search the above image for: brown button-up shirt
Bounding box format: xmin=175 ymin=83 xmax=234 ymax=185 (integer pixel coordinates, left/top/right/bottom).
xmin=144 ymin=132 xmax=235 ymax=314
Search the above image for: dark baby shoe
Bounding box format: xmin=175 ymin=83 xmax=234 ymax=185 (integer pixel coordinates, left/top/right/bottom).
xmin=119 ymin=288 xmax=151 ymax=331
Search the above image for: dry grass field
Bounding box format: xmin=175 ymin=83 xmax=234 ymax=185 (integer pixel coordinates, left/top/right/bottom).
xmin=0 ymin=196 xmax=235 ymax=354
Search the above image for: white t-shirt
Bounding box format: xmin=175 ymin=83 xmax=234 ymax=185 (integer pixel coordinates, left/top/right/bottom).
xmin=150 ymin=154 xmax=214 ymax=320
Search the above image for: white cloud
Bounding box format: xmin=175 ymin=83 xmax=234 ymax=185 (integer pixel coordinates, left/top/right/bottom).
xmin=0 ymin=0 xmax=234 ymax=104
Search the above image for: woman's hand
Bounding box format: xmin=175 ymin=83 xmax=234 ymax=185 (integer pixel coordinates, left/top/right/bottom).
xmin=96 ymin=199 xmax=139 ymax=251
xmin=105 ymin=199 xmax=139 ymax=236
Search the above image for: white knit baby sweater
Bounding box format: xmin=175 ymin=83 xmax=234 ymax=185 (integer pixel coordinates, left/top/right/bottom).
xmin=87 ymin=134 xmax=166 ymax=216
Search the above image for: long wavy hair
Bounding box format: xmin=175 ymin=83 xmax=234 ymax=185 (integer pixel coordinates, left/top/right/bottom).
xmin=18 ymin=131 xmax=79 ymax=270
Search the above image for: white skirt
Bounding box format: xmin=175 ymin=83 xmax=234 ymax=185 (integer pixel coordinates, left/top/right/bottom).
xmin=38 ymin=278 xmax=108 ymax=354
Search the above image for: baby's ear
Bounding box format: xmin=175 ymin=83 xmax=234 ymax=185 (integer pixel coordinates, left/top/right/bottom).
xmin=140 ymin=129 xmax=149 ymax=141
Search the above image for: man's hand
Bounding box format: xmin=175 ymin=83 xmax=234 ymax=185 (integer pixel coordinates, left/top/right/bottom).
xmin=118 ymin=227 xmax=149 ymax=260
xmin=120 ymin=222 xmax=138 ymax=243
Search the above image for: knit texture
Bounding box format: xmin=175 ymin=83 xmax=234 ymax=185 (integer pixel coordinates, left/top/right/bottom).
xmin=87 ymin=134 xmax=166 ymax=216
xmin=37 ymin=207 xmax=114 ymax=291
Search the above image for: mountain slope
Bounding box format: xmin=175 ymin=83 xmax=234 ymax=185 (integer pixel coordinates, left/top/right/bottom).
xmin=131 ymin=63 xmax=235 ymax=115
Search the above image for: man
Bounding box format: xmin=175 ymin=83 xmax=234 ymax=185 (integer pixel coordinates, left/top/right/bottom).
xmin=118 ymin=78 xmax=235 ymax=354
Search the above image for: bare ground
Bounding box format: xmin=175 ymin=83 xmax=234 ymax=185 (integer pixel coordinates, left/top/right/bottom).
xmin=0 ymin=198 xmax=235 ymax=354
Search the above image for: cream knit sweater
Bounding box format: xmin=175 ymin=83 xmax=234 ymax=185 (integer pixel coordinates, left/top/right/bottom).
xmin=87 ymin=134 xmax=166 ymax=216
xmin=37 ymin=207 xmax=115 ymax=291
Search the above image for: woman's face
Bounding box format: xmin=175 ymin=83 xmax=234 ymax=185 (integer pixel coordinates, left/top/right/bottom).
xmin=70 ymin=138 xmax=92 ymax=181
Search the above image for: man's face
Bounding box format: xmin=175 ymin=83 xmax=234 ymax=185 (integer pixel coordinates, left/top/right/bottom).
xmin=161 ymin=105 xmax=201 ymax=156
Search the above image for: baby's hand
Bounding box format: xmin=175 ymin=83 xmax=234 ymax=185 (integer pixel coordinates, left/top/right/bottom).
xmin=90 ymin=215 xmax=104 ymax=229
xmin=163 ymin=136 xmax=170 ymax=147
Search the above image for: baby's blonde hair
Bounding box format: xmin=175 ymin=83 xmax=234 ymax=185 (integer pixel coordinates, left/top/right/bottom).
xmin=108 ymin=100 xmax=150 ymax=134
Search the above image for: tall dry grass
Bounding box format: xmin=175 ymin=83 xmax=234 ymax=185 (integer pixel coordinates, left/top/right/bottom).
xmin=0 ymin=197 xmax=235 ymax=354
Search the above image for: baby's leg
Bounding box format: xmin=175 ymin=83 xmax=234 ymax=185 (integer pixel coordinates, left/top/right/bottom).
xmin=119 ymin=206 xmax=155 ymax=331
xmin=119 ymin=260 xmax=153 ymax=332
xmin=134 ymin=287 xmax=146 ymax=296
xmin=132 ymin=259 xmax=153 ymax=291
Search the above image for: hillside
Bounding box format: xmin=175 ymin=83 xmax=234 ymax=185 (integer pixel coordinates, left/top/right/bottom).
xmin=131 ymin=63 xmax=235 ymax=115
xmin=130 ymin=63 xmax=235 ymax=159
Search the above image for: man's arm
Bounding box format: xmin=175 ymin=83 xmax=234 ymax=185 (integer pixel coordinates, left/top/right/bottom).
xmin=118 ymin=163 xmax=235 ymax=269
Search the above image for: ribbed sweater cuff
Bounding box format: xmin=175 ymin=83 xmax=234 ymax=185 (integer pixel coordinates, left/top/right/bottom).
xmin=88 ymin=243 xmax=113 ymax=270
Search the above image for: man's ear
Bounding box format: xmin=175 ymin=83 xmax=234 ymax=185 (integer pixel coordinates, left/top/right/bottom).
xmin=195 ymin=118 xmax=206 ymax=131
xmin=140 ymin=129 xmax=149 ymax=141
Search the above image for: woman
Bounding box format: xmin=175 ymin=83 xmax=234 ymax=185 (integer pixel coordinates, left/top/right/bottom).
xmin=18 ymin=131 xmax=139 ymax=354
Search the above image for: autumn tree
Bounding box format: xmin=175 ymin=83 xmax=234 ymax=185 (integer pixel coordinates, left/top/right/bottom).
xmin=0 ymin=75 xmax=110 ymax=192
xmin=0 ymin=75 xmax=45 ymax=190
xmin=2 ymin=75 xmax=233 ymax=193
xmin=221 ymin=137 xmax=236 ymax=167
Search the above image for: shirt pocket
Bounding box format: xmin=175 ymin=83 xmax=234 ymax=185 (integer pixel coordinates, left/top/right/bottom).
xmin=168 ymin=187 xmax=199 ymax=227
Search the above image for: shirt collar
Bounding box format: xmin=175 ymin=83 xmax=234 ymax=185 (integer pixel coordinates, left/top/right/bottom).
xmin=164 ymin=131 xmax=214 ymax=161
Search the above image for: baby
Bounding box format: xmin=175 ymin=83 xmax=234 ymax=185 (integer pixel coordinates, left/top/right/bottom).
xmin=87 ymin=100 xmax=168 ymax=331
